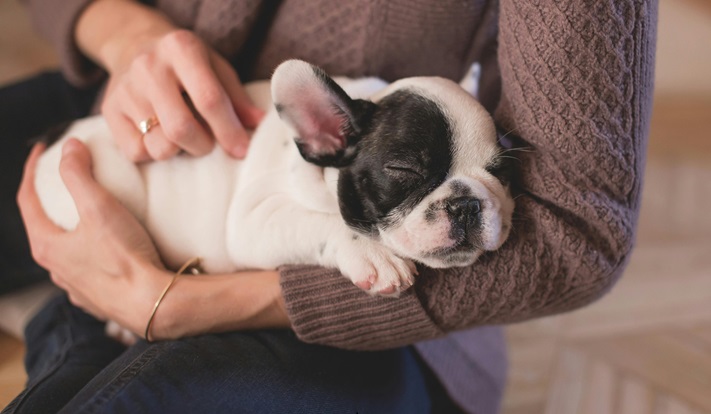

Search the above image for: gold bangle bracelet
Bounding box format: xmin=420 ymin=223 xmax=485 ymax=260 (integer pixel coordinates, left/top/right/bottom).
xmin=144 ymin=257 xmax=202 ymax=343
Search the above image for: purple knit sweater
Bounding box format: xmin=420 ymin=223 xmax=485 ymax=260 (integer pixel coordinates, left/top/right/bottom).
xmin=21 ymin=0 xmax=657 ymax=411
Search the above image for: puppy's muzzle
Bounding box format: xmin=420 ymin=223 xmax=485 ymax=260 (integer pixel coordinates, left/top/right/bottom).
xmin=446 ymin=196 xmax=481 ymax=242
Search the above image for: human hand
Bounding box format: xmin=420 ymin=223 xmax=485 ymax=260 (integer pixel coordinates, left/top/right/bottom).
xmin=18 ymin=139 xmax=290 ymax=339
xmin=17 ymin=139 xmax=172 ymax=334
xmin=77 ymin=2 xmax=264 ymax=161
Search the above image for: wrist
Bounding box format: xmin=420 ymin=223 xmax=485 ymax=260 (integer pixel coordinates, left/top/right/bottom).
xmin=148 ymin=270 xmax=290 ymax=341
xmin=97 ymin=258 xmax=171 ymax=337
xmin=129 ymin=261 xmax=173 ymax=338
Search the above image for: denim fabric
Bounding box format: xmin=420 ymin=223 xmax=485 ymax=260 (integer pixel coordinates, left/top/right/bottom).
xmin=3 ymin=296 xmax=126 ymax=414
xmin=3 ymin=295 xmax=435 ymax=414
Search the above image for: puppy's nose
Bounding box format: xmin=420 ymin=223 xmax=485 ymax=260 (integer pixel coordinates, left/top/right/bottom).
xmin=446 ymin=197 xmax=481 ymax=224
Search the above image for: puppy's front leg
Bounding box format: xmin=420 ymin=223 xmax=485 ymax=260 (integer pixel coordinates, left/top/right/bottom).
xmin=327 ymin=229 xmax=418 ymax=296
xmin=228 ymin=193 xmax=416 ymax=296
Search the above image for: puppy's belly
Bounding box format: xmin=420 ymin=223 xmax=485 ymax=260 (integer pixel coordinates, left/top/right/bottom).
xmin=140 ymin=147 xmax=241 ymax=272
xmin=34 ymin=116 xmax=242 ymax=273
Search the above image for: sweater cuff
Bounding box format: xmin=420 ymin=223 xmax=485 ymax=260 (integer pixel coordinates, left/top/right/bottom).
xmin=280 ymin=265 xmax=444 ymax=350
xmin=26 ymin=0 xmax=105 ymax=87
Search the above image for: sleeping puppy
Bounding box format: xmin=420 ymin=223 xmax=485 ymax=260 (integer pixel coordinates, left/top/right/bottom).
xmin=34 ymin=59 xmax=514 ymax=297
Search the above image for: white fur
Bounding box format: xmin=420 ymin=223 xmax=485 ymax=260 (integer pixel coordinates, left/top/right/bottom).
xmin=380 ymin=172 xmax=513 ymax=269
xmin=35 ymin=76 xmax=414 ymax=293
xmin=34 ymin=60 xmax=511 ymax=298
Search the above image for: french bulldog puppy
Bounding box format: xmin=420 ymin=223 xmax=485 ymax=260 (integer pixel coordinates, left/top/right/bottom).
xmin=34 ymin=59 xmax=514 ymax=297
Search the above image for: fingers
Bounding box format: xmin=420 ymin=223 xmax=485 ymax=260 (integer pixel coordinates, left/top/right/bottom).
xmin=103 ymin=78 xmax=152 ymax=162
xmin=129 ymin=51 xmax=214 ymax=158
xmin=16 ymin=144 xmax=65 ymax=268
xmin=102 ymin=29 xmax=265 ymax=161
xmin=142 ymin=124 xmax=182 ymax=161
xmin=58 ymin=139 xmax=121 ymax=221
xmin=168 ymin=32 xmax=252 ymax=158
xmin=105 ymin=110 xmax=151 ymax=162
xmin=17 ymin=144 xmax=61 ymax=239
xmin=103 ymin=44 xmax=205 ymax=161
xmin=120 ymin=87 xmax=181 ymax=161
xmin=145 ymin=69 xmax=214 ymax=157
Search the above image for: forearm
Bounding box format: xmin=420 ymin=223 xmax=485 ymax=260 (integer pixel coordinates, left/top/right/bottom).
xmin=148 ymin=268 xmax=290 ymax=341
xmin=75 ymin=0 xmax=176 ymax=73
xmin=280 ymin=266 xmax=443 ymax=350
xmin=279 ymin=0 xmax=657 ymax=350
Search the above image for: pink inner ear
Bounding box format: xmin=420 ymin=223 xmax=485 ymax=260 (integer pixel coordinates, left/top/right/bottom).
xmin=293 ymin=92 xmax=347 ymax=155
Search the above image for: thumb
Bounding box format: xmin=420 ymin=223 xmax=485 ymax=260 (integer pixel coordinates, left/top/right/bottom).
xmin=59 ymin=139 xmax=113 ymax=218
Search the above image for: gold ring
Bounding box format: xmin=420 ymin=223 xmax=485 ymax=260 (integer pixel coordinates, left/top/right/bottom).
xmin=138 ymin=116 xmax=159 ymax=136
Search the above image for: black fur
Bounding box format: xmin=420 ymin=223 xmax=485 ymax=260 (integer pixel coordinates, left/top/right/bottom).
xmin=485 ymin=127 xmax=519 ymax=187
xmin=448 ymin=180 xmax=473 ymax=197
xmin=485 ymin=156 xmax=514 ymax=187
xmin=280 ymin=63 xmax=506 ymax=258
xmin=337 ymin=90 xmax=453 ymax=233
xmin=446 ymin=196 xmax=482 ymax=248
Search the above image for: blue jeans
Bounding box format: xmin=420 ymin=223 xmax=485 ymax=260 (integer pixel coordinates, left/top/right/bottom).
xmin=3 ymin=295 xmax=442 ymax=414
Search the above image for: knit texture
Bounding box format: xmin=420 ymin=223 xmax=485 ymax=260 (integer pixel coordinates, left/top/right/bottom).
xmin=415 ymin=0 xmax=657 ymax=332
xmin=274 ymin=0 xmax=655 ymax=349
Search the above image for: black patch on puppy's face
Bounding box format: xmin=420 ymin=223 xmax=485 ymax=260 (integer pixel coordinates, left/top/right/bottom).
xmin=337 ymin=90 xmax=453 ymax=234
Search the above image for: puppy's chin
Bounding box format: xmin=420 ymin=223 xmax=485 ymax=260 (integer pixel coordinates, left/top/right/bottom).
xmin=380 ymin=229 xmax=483 ymax=269
xmin=416 ymin=251 xmax=482 ymax=269
xmin=379 ymin=214 xmax=511 ymax=269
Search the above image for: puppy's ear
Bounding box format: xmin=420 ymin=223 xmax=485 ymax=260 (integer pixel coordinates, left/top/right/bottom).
xmin=271 ymin=60 xmax=375 ymax=167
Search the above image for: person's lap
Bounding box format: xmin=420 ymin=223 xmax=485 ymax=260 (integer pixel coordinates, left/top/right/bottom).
xmin=5 ymin=294 xmax=433 ymax=414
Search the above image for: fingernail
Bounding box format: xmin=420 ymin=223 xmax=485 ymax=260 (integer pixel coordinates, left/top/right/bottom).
xmin=253 ymin=107 xmax=266 ymax=120
xmin=231 ymin=144 xmax=247 ymax=159
xmin=62 ymin=139 xmax=80 ymax=156
xmin=245 ymin=107 xmax=266 ymax=128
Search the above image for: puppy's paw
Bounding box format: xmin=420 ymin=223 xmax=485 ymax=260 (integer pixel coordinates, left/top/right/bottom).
xmin=337 ymin=237 xmax=417 ymax=297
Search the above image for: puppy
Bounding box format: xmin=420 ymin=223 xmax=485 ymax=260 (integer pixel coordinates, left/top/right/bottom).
xmin=34 ymin=60 xmax=514 ymax=297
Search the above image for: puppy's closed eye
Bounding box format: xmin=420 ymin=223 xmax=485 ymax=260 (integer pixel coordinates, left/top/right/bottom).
xmin=384 ymin=163 xmax=425 ymax=182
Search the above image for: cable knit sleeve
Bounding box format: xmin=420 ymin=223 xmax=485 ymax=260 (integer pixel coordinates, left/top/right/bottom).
xmin=19 ymin=0 xmax=105 ymax=87
xmin=279 ymin=0 xmax=657 ymax=350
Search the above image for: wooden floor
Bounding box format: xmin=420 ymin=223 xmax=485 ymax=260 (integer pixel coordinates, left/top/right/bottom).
xmin=501 ymin=97 xmax=711 ymax=414
xmin=1 ymin=0 xmax=710 ymax=412
xmin=0 ymin=334 xmax=24 ymax=407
